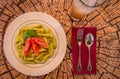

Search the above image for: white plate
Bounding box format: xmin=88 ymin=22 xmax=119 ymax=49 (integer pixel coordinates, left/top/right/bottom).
xmin=3 ymin=12 xmax=67 ymax=76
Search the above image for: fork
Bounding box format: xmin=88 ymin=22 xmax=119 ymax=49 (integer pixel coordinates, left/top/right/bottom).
xmin=77 ymin=28 xmax=84 ymax=71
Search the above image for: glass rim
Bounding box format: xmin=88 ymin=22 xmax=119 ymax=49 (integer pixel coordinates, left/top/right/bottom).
xmin=80 ymin=0 xmax=107 ymax=8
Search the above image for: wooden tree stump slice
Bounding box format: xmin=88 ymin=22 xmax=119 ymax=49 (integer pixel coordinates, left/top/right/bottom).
xmin=0 ymin=0 xmax=120 ymax=79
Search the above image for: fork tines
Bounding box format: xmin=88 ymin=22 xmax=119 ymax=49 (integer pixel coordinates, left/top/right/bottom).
xmin=77 ymin=28 xmax=84 ymax=41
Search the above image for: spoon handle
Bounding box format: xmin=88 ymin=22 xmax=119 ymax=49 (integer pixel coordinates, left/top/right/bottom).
xmin=77 ymin=45 xmax=82 ymax=71
xmin=88 ymin=47 xmax=92 ymax=71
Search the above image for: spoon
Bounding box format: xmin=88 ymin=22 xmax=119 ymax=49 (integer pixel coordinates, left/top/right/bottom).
xmin=85 ymin=33 xmax=94 ymax=71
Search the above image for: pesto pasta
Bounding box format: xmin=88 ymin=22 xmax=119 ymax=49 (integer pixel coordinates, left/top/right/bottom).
xmin=15 ymin=24 xmax=57 ymax=64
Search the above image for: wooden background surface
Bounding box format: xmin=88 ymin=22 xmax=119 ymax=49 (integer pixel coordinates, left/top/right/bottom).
xmin=0 ymin=0 xmax=120 ymax=79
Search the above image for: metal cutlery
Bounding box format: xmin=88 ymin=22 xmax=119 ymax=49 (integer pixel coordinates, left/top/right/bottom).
xmin=77 ymin=28 xmax=84 ymax=71
xmin=85 ymin=33 xmax=94 ymax=71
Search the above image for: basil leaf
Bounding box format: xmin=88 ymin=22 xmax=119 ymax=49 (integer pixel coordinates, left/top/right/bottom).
xmin=23 ymin=29 xmax=37 ymax=41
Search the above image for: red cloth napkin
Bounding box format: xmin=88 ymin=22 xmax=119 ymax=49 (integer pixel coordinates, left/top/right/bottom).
xmin=72 ymin=27 xmax=96 ymax=74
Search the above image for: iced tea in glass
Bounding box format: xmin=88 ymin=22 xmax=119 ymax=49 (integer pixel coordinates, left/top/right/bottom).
xmin=71 ymin=0 xmax=106 ymax=20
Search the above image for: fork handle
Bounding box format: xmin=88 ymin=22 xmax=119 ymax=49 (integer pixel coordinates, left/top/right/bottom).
xmin=77 ymin=45 xmax=82 ymax=71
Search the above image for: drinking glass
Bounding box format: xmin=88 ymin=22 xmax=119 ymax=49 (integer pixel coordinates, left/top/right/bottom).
xmin=71 ymin=0 xmax=106 ymax=20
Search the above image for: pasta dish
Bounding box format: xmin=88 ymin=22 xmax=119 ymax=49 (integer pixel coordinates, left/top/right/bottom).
xmin=15 ymin=24 xmax=57 ymax=64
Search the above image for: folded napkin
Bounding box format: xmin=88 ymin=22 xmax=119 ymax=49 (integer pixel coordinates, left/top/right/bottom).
xmin=72 ymin=27 xmax=96 ymax=74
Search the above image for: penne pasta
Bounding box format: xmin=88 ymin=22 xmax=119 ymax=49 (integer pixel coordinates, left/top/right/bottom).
xmin=15 ymin=24 xmax=57 ymax=64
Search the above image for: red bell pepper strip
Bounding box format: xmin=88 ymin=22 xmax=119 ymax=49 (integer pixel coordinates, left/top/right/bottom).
xmin=32 ymin=37 xmax=48 ymax=48
xmin=24 ymin=38 xmax=31 ymax=56
xmin=31 ymin=39 xmax=39 ymax=56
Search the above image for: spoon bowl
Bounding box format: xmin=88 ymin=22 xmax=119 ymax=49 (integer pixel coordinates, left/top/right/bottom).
xmin=85 ymin=33 xmax=94 ymax=47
